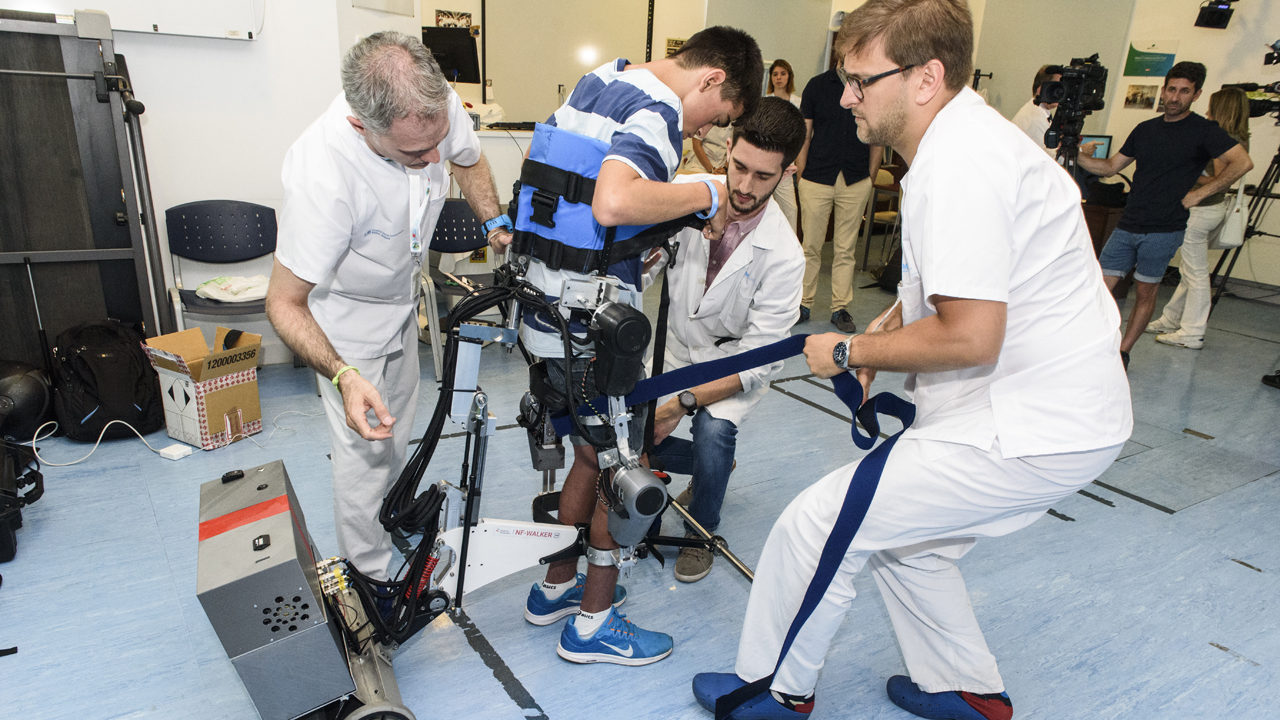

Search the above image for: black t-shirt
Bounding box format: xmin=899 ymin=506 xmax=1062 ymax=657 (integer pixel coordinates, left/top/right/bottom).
xmin=1117 ymin=113 xmax=1239 ymax=233
xmin=800 ymin=69 xmax=872 ymax=186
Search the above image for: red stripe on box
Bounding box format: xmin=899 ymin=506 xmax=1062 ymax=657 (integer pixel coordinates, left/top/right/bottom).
xmin=198 ymin=494 xmax=290 ymax=541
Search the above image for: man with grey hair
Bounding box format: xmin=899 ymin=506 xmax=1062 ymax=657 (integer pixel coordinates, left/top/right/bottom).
xmin=266 ymin=31 xmax=510 ymax=583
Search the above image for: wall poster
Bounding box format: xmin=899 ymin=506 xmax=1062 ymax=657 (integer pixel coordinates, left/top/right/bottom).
xmin=436 ymin=10 xmax=472 ymax=27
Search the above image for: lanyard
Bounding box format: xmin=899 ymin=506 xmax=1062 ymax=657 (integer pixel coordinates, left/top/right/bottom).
xmin=408 ymin=169 xmax=430 ymax=260
xmin=408 ymin=170 xmax=430 ymax=298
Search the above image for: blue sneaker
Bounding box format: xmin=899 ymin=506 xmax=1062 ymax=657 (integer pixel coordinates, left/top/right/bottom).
xmin=796 ymin=305 xmax=811 ymax=324
xmin=692 ymin=673 xmax=810 ymax=719
xmin=524 ymin=573 xmax=626 ymax=626
xmin=556 ymin=607 xmax=672 ymax=665
xmin=886 ymin=675 xmax=1012 ymax=720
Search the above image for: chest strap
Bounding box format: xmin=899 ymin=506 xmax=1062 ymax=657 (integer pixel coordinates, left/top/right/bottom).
xmin=510 ymin=214 xmax=703 ymax=276
xmin=521 ymin=159 xmax=597 ymax=227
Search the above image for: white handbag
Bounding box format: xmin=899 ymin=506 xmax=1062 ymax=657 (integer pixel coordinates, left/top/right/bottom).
xmin=1211 ymin=184 xmax=1246 ymax=250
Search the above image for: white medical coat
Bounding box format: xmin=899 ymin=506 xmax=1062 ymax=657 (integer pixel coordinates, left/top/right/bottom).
xmin=646 ymin=175 xmax=805 ymax=427
xmin=898 ymin=87 xmax=1132 ymax=458
xmin=277 ymin=90 xmax=481 ymax=359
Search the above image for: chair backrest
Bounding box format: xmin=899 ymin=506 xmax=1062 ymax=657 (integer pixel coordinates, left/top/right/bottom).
xmin=429 ymin=198 xmax=488 ymax=254
xmin=165 ymin=200 xmax=278 ymax=263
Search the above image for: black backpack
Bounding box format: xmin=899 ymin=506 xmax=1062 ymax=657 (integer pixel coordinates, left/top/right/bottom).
xmin=51 ymin=321 xmax=163 ymax=442
xmin=864 ymin=247 xmax=903 ymax=294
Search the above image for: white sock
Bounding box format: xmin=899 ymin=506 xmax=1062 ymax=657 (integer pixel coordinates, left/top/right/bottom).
xmin=540 ymin=577 xmax=577 ymax=600
xmin=575 ymin=608 xmax=609 ymax=637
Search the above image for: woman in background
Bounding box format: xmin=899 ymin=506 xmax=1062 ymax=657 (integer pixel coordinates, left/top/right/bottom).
xmin=766 ymin=58 xmax=802 ymax=108
xmin=1147 ymin=86 xmax=1252 ymax=350
xmin=766 ymin=59 xmax=801 ymax=232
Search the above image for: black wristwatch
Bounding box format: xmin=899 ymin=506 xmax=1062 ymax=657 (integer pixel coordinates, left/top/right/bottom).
xmin=678 ymin=390 xmax=698 ymax=416
xmin=833 ymin=337 xmax=852 ymax=370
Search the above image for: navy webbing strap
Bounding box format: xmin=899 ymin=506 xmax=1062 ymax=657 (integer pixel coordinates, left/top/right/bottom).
xmin=549 ymin=333 xmax=902 ymax=451
xmin=713 ymin=389 xmax=913 ymax=719
xmin=552 ymin=334 xmax=801 ymax=438
xmin=543 ymin=331 xmax=917 ymax=720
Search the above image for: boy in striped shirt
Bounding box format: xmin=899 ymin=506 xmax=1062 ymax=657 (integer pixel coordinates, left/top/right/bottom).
xmin=509 ymin=27 xmax=763 ymax=666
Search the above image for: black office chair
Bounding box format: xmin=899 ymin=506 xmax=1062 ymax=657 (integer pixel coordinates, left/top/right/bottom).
xmin=165 ymin=199 xmax=278 ymax=331
xmin=420 ymin=198 xmax=495 ymax=378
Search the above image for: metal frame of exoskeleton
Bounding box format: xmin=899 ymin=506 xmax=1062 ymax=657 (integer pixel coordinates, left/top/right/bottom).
xmin=326 ymin=135 xmax=757 ymax=662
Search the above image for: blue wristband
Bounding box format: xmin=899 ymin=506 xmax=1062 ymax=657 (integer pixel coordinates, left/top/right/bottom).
xmin=694 ymin=178 xmax=720 ymax=220
xmin=482 ymin=213 xmax=513 ymax=234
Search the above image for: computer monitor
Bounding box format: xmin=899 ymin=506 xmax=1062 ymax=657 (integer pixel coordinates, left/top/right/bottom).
xmin=421 ymin=26 xmax=480 ymax=84
xmin=1079 ymin=134 xmax=1111 ymax=159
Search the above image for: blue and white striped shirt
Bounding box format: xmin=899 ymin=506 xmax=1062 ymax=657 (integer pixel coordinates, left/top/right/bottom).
xmin=522 ymin=59 xmax=685 ymax=358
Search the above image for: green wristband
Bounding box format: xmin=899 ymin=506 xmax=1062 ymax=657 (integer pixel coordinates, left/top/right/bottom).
xmin=332 ymin=365 xmax=360 ymax=388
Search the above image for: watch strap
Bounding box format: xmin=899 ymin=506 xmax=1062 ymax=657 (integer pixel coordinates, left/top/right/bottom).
xmin=483 ymin=213 xmax=513 ymax=235
xmin=678 ymin=390 xmax=698 ymax=415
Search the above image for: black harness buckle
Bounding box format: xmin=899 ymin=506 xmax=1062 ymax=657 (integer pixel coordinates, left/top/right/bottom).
xmin=530 ymin=189 xmax=559 ymax=228
xmin=563 ymin=172 xmax=585 ymax=204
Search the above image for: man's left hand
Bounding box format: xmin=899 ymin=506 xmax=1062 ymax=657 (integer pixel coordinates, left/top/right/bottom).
xmin=487 ymin=229 xmax=513 ymax=253
xmin=653 ymin=399 xmax=685 ymax=445
xmin=1181 ymin=190 xmax=1204 ymax=210
xmin=803 ymin=332 xmax=849 ymax=379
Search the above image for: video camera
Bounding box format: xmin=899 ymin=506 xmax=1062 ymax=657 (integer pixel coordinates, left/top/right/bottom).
xmin=1221 ymin=81 xmax=1280 ymax=124
xmin=1037 ymin=53 xmax=1109 ymax=161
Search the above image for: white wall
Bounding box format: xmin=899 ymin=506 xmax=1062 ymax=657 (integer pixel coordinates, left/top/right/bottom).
xmin=486 ymin=0 xmax=649 ymax=123
xmin=706 ymin=0 xmax=831 ymax=92
xmin=653 ymin=0 xmax=708 ymax=60
xmin=974 ymin=0 xmax=1134 ymax=132
xmin=422 ymin=0 xmax=706 ymax=111
xmin=1104 ymin=0 xmax=1280 ymax=285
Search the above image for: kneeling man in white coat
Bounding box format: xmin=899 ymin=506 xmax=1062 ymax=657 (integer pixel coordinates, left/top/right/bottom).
xmin=647 ymin=96 xmax=807 ymax=584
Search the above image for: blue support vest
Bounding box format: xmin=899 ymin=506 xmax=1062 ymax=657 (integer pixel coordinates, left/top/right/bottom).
xmin=514 ymin=123 xmax=657 ymax=256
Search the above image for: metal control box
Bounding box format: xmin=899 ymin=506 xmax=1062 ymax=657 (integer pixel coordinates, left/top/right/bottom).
xmin=196 ymin=461 xmax=355 ymax=720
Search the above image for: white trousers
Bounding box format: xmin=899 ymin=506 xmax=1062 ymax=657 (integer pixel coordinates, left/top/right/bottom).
xmin=735 ymin=436 xmax=1121 ymax=696
xmin=318 ymin=318 xmax=421 ymax=580
xmin=1156 ymin=202 xmax=1227 ymax=340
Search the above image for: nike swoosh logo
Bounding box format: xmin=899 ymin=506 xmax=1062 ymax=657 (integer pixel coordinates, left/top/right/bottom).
xmin=600 ymin=640 xmax=633 ymax=657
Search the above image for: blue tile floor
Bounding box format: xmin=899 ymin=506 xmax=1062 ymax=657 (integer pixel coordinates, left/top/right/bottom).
xmin=3 ymin=267 xmax=1280 ymax=720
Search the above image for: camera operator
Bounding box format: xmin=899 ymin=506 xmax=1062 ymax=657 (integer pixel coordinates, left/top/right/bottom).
xmin=1010 ymin=65 xmax=1060 ymax=156
xmin=1076 ymin=61 xmax=1253 ymax=370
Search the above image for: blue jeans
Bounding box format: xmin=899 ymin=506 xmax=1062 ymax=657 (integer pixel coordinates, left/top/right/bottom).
xmin=650 ymin=409 xmax=738 ymax=534
xmin=1098 ymin=228 xmax=1185 ymax=284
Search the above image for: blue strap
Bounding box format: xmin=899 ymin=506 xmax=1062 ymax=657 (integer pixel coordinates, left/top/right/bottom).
xmin=550 ymin=333 xmax=911 ymax=451
xmin=714 ymin=398 xmax=913 ymax=719
xmin=544 ymin=331 xmax=916 ymax=720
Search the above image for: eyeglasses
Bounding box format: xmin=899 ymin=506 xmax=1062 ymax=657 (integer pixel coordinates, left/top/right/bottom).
xmin=836 ymin=64 xmax=916 ymax=100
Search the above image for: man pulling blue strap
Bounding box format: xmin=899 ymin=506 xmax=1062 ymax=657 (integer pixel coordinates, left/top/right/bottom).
xmin=691 ymin=2 xmax=1133 ymax=719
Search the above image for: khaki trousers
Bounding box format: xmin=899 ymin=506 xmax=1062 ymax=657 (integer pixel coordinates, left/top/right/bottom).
xmin=799 ymin=175 xmax=873 ymax=311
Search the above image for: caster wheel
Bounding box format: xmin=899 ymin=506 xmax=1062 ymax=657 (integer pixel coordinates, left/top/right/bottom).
xmin=344 ymin=703 xmax=416 ymax=720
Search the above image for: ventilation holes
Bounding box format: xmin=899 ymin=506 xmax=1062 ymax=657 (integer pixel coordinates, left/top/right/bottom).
xmin=262 ymin=595 xmax=307 ymax=635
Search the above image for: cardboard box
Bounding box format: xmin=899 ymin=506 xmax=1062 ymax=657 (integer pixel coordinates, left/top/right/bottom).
xmin=143 ymin=327 xmax=263 ymax=450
